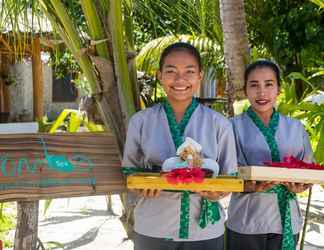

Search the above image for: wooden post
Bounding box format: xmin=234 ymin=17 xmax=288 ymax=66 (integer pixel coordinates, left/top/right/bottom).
xmin=14 ymin=40 xmax=42 ymax=249
xmin=32 ymin=36 xmax=44 ymax=120
xmin=14 ymin=202 xmax=39 ymax=250
xmin=3 ymin=82 xmax=10 ymax=113
xmin=0 ymin=53 xmax=5 ymax=113
xmin=0 ymin=54 xmax=10 ymax=113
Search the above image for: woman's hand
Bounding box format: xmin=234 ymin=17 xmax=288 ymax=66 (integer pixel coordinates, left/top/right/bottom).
xmin=129 ymin=189 xmax=161 ymax=198
xmin=244 ymin=180 xmax=279 ymax=192
xmin=282 ymin=182 xmax=312 ymax=193
xmin=196 ymin=191 xmax=230 ymax=201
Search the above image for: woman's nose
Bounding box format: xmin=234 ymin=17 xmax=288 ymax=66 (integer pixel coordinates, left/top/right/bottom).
xmin=257 ymin=86 xmax=265 ymax=96
xmin=174 ymin=72 xmax=185 ymax=81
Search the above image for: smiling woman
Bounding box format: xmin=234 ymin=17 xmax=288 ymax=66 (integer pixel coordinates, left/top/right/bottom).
xmin=244 ymin=60 xmax=281 ymax=126
xmin=122 ymin=42 xmax=237 ymax=250
xmin=227 ymin=60 xmax=313 ymax=250
xmin=157 ymin=43 xmax=203 ymax=122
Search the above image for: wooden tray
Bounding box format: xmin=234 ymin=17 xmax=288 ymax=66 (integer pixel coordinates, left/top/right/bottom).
xmin=127 ymin=173 xmax=244 ymax=192
xmin=239 ymin=166 xmax=324 ymax=184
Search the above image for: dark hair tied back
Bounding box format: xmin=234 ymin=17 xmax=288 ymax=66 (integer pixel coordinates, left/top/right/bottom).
xmin=244 ymin=59 xmax=281 ymax=90
xmin=159 ymin=42 xmax=202 ymax=71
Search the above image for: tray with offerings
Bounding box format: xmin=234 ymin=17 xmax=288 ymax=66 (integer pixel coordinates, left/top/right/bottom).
xmin=127 ymin=172 xmax=244 ymax=192
xmin=239 ymin=156 xmax=324 ymax=184
xmin=125 ymin=137 xmax=244 ymax=192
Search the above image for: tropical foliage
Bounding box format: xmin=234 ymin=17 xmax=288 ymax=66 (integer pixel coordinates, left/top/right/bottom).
xmin=131 ymin=0 xmax=223 ymax=49
xmin=0 ymin=0 xmax=141 ymax=153
xmin=246 ymin=0 xmax=324 ymax=99
xmin=0 ymin=203 xmax=15 ymax=248
xmin=310 ymin=0 xmax=324 ymax=9
xmin=246 ymin=0 xmax=324 ymax=70
xmin=278 ymin=70 xmax=324 ymax=164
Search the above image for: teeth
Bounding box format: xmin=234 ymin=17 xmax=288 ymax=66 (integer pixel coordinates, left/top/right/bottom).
xmin=256 ymin=100 xmax=268 ymax=104
xmin=173 ymin=87 xmax=188 ymax=90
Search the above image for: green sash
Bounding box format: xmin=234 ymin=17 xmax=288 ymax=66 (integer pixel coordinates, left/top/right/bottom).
xmin=163 ymin=98 xmax=220 ymax=239
xmin=247 ymin=107 xmax=297 ymax=250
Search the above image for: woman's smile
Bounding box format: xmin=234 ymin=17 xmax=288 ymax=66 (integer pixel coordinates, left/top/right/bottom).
xmin=157 ymin=50 xmax=202 ymax=108
xmin=245 ymin=67 xmax=280 ymax=123
xmin=255 ymin=99 xmax=270 ymax=105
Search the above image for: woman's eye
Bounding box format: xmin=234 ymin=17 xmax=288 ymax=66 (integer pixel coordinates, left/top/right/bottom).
xmin=266 ymin=82 xmax=274 ymax=87
xmin=249 ymin=83 xmax=258 ymax=88
xmin=165 ymin=70 xmax=175 ymax=74
xmin=187 ymin=70 xmax=195 ymax=74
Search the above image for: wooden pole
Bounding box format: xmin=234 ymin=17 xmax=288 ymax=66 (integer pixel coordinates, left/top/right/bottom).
xmin=0 ymin=53 xmax=5 ymax=113
xmin=32 ymin=36 xmax=44 ymax=120
xmin=0 ymin=53 xmax=10 ymax=121
xmin=1 ymin=54 xmax=10 ymax=113
xmin=300 ymin=187 xmax=313 ymax=250
xmin=14 ymin=201 xmax=39 ymax=250
xmin=14 ymin=37 xmax=42 ymax=249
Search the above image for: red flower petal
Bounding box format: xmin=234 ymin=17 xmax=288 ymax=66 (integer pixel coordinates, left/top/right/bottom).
xmin=265 ymin=156 xmax=324 ymax=170
xmin=165 ymin=167 xmax=206 ymax=184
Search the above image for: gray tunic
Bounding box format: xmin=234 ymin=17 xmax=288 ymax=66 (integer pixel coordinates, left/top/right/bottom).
xmin=122 ymin=103 xmax=237 ymax=241
xmin=227 ymin=112 xmax=313 ymax=235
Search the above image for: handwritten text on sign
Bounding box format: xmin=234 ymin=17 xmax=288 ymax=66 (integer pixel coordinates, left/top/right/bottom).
xmin=0 ymin=133 xmax=125 ymax=201
xmin=0 ymin=138 xmax=96 ymax=190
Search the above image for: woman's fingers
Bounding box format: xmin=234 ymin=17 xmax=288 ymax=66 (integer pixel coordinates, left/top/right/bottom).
xmin=244 ymin=180 xmax=257 ymax=192
xmin=284 ymin=182 xmax=313 ymax=193
xmin=197 ymin=191 xmax=230 ymax=201
xmin=142 ymin=189 xmax=160 ymax=198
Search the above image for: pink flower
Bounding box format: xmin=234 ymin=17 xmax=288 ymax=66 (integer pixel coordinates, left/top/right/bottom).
xmin=265 ymin=156 xmax=324 ymax=170
xmin=165 ymin=168 xmax=205 ymax=184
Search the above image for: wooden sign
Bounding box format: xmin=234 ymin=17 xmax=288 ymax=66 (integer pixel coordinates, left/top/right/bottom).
xmin=0 ymin=133 xmax=126 ymax=202
xmin=127 ymin=174 xmax=244 ymax=192
xmin=239 ymin=166 xmax=324 ymax=184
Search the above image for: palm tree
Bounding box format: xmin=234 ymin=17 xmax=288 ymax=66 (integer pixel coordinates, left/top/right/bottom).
xmin=309 ymin=0 xmax=324 ymax=8
xmin=1 ymin=1 xmax=138 ymax=248
xmin=38 ymin=0 xmax=139 ymax=152
xmin=219 ymin=0 xmax=250 ymax=115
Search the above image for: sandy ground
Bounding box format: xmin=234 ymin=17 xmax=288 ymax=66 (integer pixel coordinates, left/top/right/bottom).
xmin=4 ymin=186 xmax=324 ymax=250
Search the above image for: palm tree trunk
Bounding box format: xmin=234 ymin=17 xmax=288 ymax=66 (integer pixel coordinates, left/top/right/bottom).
xmin=39 ymin=0 xmax=137 ymax=153
xmin=219 ymin=0 xmax=250 ymax=114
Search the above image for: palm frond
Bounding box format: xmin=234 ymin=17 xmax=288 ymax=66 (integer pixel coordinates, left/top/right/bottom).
xmin=132 ymin=0 xmax=223 ymax=46
xmin=309 ymin=0 xmax=324 ymax=8
xmin=136 ymin=34 xmax=223 ymax=76
xmin=0 ymin=0 xmax=50 ymax=59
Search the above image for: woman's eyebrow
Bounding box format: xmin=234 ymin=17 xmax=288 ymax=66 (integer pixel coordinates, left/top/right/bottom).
xmin=164 ymin=65 xmax=197 ymax=68
xmin=164 ymin=65 xmax=177 ymax=69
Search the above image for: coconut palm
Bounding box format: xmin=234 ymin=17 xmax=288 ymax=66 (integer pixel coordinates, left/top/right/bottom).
xmin=219 ymin=0 xmax=250 ymax=115
xmin=310 ymin=0 xmax=324 ymax=8
xmin=1 ymin=1 xmax=139 ymax=248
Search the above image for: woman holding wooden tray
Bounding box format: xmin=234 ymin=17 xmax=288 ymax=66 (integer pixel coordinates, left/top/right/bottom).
xmin=122 ymin=42 xmax=237 ymax=250
xmin=227 ymin=60 xmax=313 ymax=250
